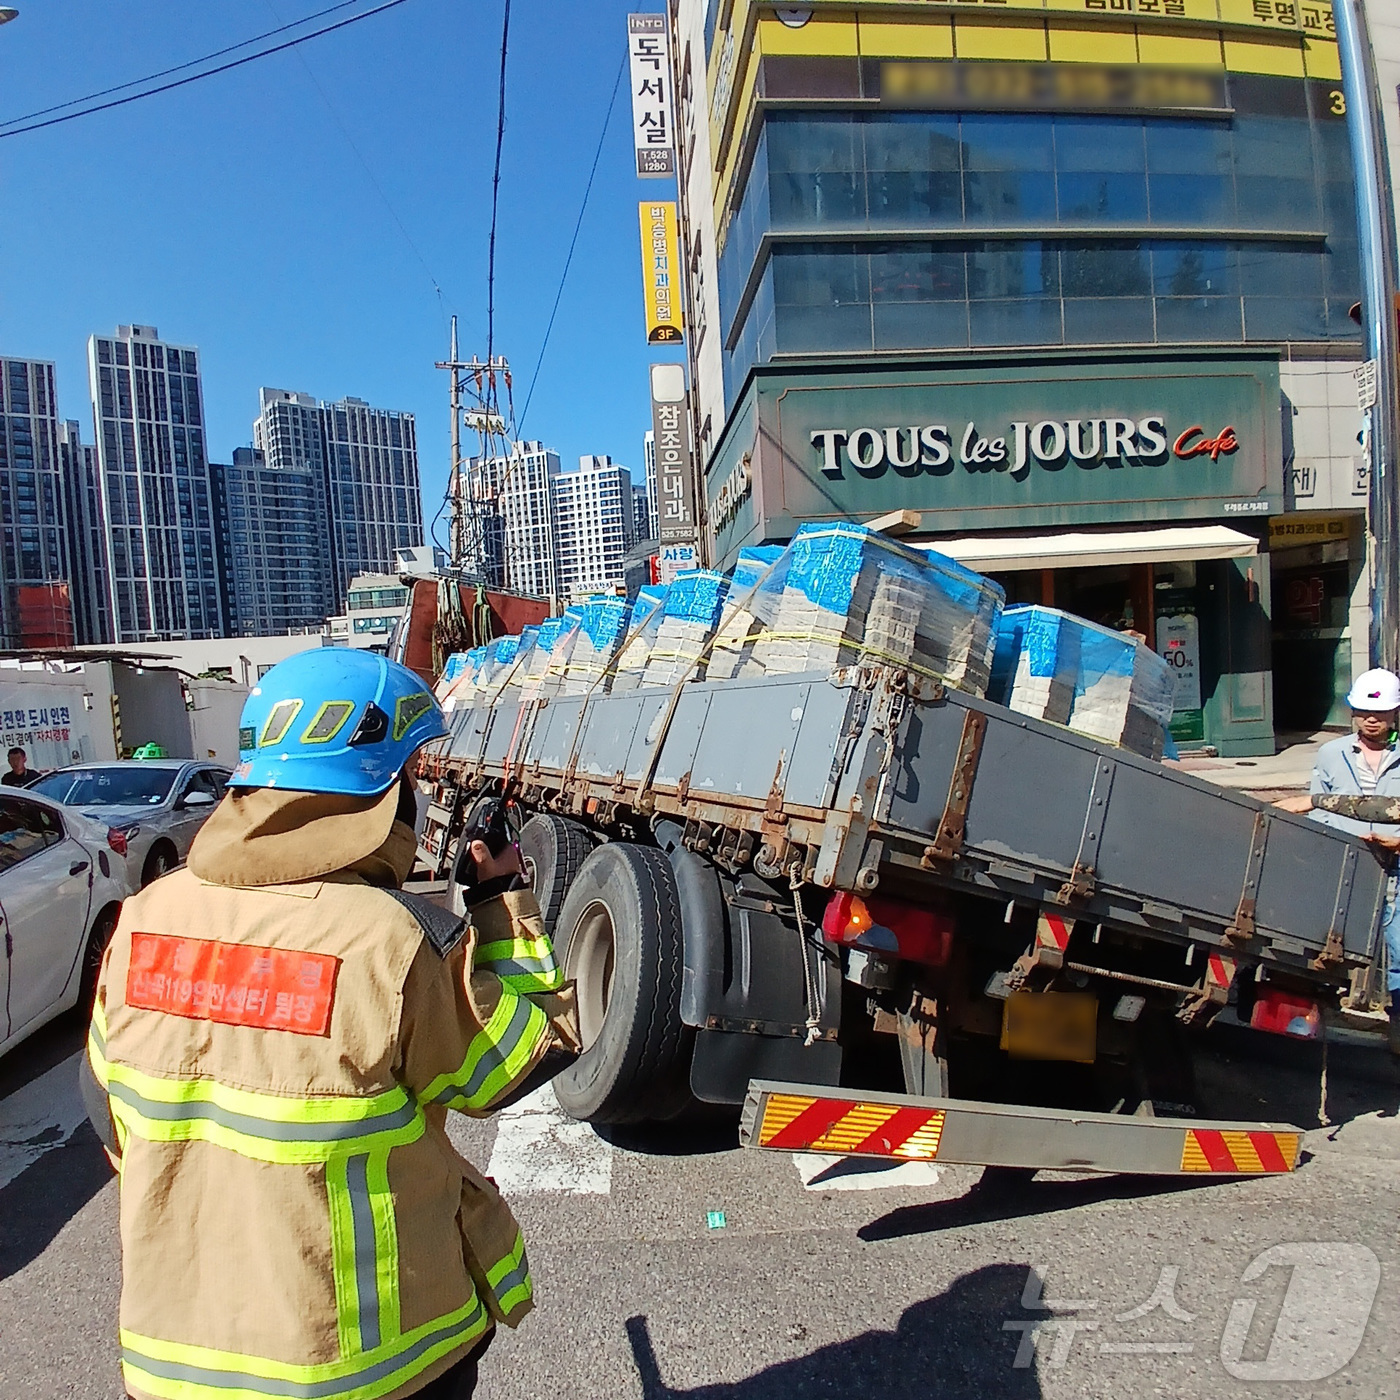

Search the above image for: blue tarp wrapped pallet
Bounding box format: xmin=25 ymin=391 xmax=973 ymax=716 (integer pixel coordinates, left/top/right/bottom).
xmin=744 ymin=523 xmax=1005 ymax=697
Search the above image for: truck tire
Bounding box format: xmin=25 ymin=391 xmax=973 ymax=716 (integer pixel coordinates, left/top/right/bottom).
xmin=518 ymin=814 xmax=594 ymax=936
xmin=552 ymin=842 xmax=694 ymax=1124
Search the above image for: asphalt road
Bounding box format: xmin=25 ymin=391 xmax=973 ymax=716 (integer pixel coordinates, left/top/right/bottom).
xmin=3 ymin=1008 xmax=1398 ymax=1400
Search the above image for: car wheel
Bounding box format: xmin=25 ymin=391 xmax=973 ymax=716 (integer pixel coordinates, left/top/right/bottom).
xmin=141 ymin=842 xmax=176 ymax=887
xmin=552 ymin=842 xmax=694 ymax=1125
xmin=80 ymin=905 xmax=120 ymax=1011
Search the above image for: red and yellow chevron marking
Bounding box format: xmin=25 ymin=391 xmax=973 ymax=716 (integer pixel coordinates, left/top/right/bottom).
xmin=755 ymin=1093 xmax=946 ymax=1160
xmin=1180 ymin=1127 xmax=1299 ymax=1174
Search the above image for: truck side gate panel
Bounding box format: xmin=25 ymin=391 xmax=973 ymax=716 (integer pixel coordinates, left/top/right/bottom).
xmin=650 ymin=690 xmax=715 ymax=789
xmin=685 ymin=679 xmax=808 ymax=802
xmin=1094 ymin=759 xmax=1261 ymax=928
xmin=786 ymin=679 xmax=865 ymax=810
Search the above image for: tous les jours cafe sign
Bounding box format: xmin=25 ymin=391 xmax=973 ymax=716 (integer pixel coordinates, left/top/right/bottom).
xmin=809 ymin=415 xmax=1240 ymax=482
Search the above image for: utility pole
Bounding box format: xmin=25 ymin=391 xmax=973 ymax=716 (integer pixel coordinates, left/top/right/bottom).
xmin=436 ymin=335 xmax=513 ymax=583
xmin=1335 ymin=0 xmax=1400 ymax=670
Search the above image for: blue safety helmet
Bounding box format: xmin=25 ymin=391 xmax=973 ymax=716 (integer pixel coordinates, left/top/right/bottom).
xmin=228 ymin=649 xmax=447 ymax=797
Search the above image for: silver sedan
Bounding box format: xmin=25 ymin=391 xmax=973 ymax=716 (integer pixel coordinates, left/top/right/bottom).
xmin=30 ymin=760 xmax=230 ymax=887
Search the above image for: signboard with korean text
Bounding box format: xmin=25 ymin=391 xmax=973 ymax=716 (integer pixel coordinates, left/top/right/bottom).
xmin=705 ymin=353 xmax=1283 ymax=562
xmin=657 ymin=542 xmax=699 ymax=583
xmin=628 ymin=13 xmax=676 ymax=178
xmin=650 ymin=362 xmax=698 ymax=544
xmin=639 ymin=201 xmax=684 ymax=345
xmin=0 ymin=683 xmax=92 ymax=772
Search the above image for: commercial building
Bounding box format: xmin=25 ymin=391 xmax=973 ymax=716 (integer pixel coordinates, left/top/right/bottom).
xmin=0 ymin=357 xmax=73 ymax=648
xmin=86 ymin=325 xmax=224 ymax=643
xmin=58 ymin=420 xmax=112 ymax=646
xmin=466 ymin=440 xmax=561 ymax=599
xmin=553 ymin=454 xmax=636 ymax=600
xmin=676 ymin=1 xmax=1367 ymax=754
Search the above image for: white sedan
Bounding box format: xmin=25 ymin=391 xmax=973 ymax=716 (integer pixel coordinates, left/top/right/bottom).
xmin=0 ymin=786 xmax=133 ymax=1060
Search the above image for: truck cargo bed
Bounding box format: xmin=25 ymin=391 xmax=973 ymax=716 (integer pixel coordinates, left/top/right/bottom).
xmin=428 ymin=666 xmax=1384 ymax=977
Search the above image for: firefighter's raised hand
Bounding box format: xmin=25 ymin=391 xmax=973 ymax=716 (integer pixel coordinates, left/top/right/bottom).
xmin=466 ymin=837 xmax=524 ymax=883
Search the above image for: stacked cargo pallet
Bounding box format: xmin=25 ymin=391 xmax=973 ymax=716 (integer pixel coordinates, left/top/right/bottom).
xmin=742 ymin=523 xmax=1004 ymax=696
xmin=641 ymin=571 xmax=730 ymax=689
xmin=611 ymin=585 xmax=669 ymax=693
xmin=706 ymin=545 xmax=784 ymax=682
xmin=990 ymin=605 xmax=1175 ymax=760
xmin=558 ymin=596 xmax=632 ymax=696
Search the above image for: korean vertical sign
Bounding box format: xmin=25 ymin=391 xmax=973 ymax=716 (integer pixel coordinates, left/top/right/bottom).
xmin=650 ymin=363 xmax=697 ymax=545
xmin=628 ymin=13 xmax=675 ymax=178
xmin=639 ymin=200 xmax=684 ymax=345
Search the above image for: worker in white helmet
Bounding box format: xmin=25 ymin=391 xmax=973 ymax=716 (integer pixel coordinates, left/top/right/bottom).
xmin=1307 ymin=668 xmax=1400 ymax=1054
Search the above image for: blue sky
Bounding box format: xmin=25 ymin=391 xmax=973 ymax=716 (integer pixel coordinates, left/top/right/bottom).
xmin=0 ymin=0 xmax=675 ymax=540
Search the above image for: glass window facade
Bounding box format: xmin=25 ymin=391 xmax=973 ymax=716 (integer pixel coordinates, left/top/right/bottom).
xmin=720 ymin=73 xmax=1358 ymax=403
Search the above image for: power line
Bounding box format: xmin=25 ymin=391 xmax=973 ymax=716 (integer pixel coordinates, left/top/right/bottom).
xmin=0 ymin=0 xmax=367 ymax=130
xmin=263 ymin=0 xmax=455 ymax=319
xmin=483 ymin=0 xmax=511 ymax=403
xmin=0 ymin=0 xmax=417 ymax=140
xmin=518 ymin=52 xmax=626 ymax=434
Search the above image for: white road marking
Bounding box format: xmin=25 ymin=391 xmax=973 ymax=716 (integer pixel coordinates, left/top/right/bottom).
xmin=0 ymin=1052 xmax=88 ymax=1191
xmin=484 ymin=1085 xmax=613 ymax=1195
xmin=794 ymin=1151 xmax=945 ymax=1192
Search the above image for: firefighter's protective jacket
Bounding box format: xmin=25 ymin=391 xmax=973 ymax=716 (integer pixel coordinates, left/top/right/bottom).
xmin=86 ymin=785 xmax=577 ymax=1400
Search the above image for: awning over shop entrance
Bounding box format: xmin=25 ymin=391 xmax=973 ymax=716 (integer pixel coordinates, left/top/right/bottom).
xmin=911 ymin=524 xmax=1260 ymax=574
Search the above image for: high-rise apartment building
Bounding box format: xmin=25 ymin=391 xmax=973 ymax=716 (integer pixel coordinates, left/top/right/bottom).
xmin=322 ymin=396 xmax=422 ymax=602
xmin=58 ymin=420 xmax=112 ymax=645
xmin=467 ymin=440 xmax=561 ymax=599
xmin=642 ymin=430 xmax=659 ymax=543
xmin=212 ymin=447 xmax=333 ymax=636
xmin=0 ymin=357 xmax=71 ymax=647
xmin=632 ymin=483 xmax=652 ymax=546
xmin=87 ymin=326 xmax=223 ymax=641
xmin=244 ymin=387 xmax=422 ymax=619
xmin=552 ymin=455 xmax=634 ymax=601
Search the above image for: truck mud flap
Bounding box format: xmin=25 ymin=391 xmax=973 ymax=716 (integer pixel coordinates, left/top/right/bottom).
xmin=740 ymin=1081 xmax=1301 ymax=1177
xmin=691 ymin=1033 xmax=841 ymax=1106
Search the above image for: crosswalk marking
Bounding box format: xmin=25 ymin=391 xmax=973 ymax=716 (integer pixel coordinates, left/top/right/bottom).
xmin=484 ymin=1085 xmax=613 ymax=1195
xmin=793 ymin=1151 xmax=945 ymax=1192
xmin=0 ymin=1052 xmax=89 ymax=1191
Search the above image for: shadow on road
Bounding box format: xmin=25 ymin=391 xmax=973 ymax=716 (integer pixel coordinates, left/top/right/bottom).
xmin=626 ymin=1264 xmax=1042 ymax=1399
xmin=857 ymin=1164 xmax=1223 ymax=1243
xmin=0 ymin=1121 xmax=111 ymax=1281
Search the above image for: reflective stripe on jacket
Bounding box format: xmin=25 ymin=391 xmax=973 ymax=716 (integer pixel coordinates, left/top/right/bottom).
xmin=89 ymin=868 xmax=567 ymax=1400
xmin=470 ymin=889 xmax=565 ymax=996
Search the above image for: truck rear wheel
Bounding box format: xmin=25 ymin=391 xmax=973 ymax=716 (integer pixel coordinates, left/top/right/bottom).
xmin=552 ymin=842 xmax=693 ymax=1124
xmin=518 ymin=814 xmax=594 ymax=936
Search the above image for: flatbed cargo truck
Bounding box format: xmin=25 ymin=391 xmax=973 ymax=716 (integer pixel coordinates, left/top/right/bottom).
xmin=417 ymin=661 xmax=1387 ymax=1179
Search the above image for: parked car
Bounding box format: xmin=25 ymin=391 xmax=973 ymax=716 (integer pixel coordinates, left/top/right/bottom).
xmin=31 ymin=760 xmax=230 ymax=888
xmin=0 ymin=787 xmax=133 ymax=1059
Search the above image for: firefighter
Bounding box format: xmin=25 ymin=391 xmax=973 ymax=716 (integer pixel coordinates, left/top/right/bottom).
xmin=80 ymin=648 xmax=579 ymax=1400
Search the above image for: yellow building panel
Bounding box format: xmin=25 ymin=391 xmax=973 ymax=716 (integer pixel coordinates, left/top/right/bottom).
xmin=1043 ymin=0 xmax=1217 ymax=18
xmin=1047 ymin=22 xmax=1137 ymax=63
xmin=857 ymin=17 xmax=955 ymax=59
xmin=1137 ymin=29 xmax=1226 ymax=66
xmin=1223 ymin=34 xmax=1306 ymax=75
xmin=1302 ymin=36 xmax=1342 ymax=80
xmin=757 ymin=13 xmax=859 ymax=57
xmin=954 ymin=19 xmax=1050 ymax=61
